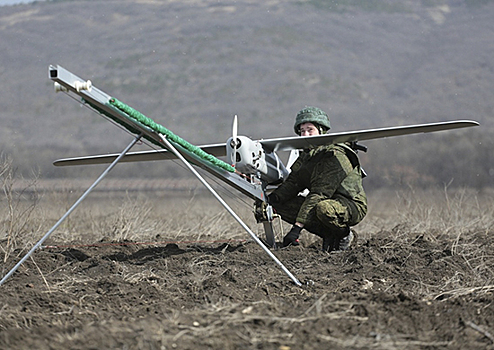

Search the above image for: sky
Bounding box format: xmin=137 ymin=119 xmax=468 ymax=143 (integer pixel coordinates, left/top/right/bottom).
xmin=0 ymin=0 xmax=46 ymax=6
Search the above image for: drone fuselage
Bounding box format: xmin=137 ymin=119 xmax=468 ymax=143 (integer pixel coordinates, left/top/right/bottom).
xmin=226 ymin=135 xmax=289 ymax=185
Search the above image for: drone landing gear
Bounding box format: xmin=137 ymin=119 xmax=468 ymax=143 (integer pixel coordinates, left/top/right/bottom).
xmin=262 ymin=221 xmax=276 ymax=248
xmin=254 ymin=200 xmax=284 ymax=249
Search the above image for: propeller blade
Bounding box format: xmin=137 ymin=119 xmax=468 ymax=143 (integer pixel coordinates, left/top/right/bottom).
xmin=231 ymin=114 xmax=238 ymax=167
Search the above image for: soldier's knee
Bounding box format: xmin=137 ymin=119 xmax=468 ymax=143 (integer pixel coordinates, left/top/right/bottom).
xmin=315 ymin=201 xmax=338 ymax=224
xmin=315 ymin=200 xmax=350 ymax=228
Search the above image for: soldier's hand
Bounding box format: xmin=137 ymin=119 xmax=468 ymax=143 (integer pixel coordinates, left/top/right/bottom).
xmin=283 ymin=225 xmax=302 ymax=247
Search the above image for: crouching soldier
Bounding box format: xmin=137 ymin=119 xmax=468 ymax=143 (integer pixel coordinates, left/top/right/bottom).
xmin=268 ymin=106 xmax=367 ymax=252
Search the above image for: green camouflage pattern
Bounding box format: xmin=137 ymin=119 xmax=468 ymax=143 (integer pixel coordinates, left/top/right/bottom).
xmin=270 ymin=143 xmax=367 ymax=236
xmin=294 ymin=106 xmax=331 ymax=134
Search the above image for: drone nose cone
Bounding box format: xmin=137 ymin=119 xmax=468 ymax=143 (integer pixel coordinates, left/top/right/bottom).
xmin=229 ymin=138 xmax=242 ymax=148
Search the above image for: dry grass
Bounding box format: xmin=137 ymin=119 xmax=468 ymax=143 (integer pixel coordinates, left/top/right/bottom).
xmin=3 ymin=172 xmax=494 ymax=256
xmin=0 ymin=154 xmax=42 ymax=264
xmin=359 ymin=186 xmax=494 ymax=238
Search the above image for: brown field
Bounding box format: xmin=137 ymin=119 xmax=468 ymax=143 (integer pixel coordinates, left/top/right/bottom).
xmin=1 ymin=179 xmax=494 ymax=349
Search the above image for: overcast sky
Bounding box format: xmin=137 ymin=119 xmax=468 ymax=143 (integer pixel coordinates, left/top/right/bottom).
xmin=0 ymin=0 xmax=46 ymax=6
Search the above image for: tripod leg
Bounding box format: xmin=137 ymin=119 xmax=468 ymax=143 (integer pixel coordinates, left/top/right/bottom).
xmin=0 ymin=135 xmax=142 ymax=287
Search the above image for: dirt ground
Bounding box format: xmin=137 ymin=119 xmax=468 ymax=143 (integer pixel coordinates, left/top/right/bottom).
xmin=1 ymin=191 xmax=493 ymax=349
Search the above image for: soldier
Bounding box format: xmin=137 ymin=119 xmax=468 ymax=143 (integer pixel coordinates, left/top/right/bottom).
xmin=268 ymin=106 xmax=367 ymax=252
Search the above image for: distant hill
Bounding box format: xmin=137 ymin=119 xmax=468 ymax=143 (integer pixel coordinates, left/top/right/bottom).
xmin=0 ymin=0 xmax=493 ymax=188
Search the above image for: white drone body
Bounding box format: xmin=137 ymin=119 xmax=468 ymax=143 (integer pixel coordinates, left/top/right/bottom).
xmin=226 ymin=135 xmax=289 ymax=184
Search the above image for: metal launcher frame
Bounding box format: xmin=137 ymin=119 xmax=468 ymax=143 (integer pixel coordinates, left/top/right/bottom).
xmin=46 ymin=65 xmax=300 ymax=286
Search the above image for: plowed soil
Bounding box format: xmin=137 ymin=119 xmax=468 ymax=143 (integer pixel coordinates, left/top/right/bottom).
xmin=1 ymin=191 xmax=493 ymax=349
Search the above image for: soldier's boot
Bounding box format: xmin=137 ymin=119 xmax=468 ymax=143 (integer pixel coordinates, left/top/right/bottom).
xmin=322 ymin=226 xmax=350 ymax=252
xmin=322 ymin=234 xmax=335 ymax=252
xmin=339 ymin=228 xmax=356 ymax=251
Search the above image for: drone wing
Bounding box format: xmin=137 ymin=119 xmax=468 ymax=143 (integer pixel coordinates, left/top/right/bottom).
xmin=54 ymin=120 xmax=478 ymax=166
xmin=53 ymin=143 xmax=226 ymax=166
xmin=259 ymin=120 xmax=479 ymax=152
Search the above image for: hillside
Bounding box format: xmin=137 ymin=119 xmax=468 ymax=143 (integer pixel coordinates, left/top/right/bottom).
xmin=0 ymin=0 xmax=493 ymax=188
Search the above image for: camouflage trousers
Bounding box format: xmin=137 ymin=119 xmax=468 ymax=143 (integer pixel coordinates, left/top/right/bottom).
xmin=273 ymin=195 xmax=363 ymax=239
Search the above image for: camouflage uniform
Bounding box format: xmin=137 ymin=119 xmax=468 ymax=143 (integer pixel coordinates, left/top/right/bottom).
xmin=270 ymin=142 xmax=367 ymax=242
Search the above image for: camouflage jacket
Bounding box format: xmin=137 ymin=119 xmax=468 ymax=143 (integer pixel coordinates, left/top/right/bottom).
xmin=271 ymin=143 xmax=367 ymax=225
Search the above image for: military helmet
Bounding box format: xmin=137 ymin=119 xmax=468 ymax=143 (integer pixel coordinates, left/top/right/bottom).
xmin=294 ymin=106 xmax=331 ymax=135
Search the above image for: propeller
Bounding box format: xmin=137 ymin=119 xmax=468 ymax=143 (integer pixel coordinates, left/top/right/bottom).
xmin=230 ymin=114 xmax=238 ymax=167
